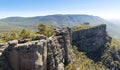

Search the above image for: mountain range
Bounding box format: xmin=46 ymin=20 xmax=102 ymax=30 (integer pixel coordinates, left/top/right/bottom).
xmin=0 ymin=14 xmax=119 ymax=39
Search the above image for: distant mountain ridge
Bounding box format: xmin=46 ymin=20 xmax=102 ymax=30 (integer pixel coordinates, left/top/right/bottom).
xmin=0 ymin=14 xmax=108 ymax=27
xmin=0 ymin=14 xmax=119 ymax=40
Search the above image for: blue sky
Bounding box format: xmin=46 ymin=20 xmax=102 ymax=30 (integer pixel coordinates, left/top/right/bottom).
xmin=0 ymin=0 xmax=120 ymax=19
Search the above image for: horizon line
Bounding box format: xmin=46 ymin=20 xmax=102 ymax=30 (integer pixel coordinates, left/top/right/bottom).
xmin=0 ymin=14 xmax=115 ymax=19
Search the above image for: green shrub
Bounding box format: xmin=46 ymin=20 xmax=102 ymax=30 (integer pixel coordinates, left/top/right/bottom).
xmin=38 ymin=24 xmax=46 ymax=34
xmin=72 ymin=24 xmax=92 ymax=31
xmin=37 ymin=23 xmax=54 ymax=37
xmin=19 ymin=29 xmax=31 ymax=39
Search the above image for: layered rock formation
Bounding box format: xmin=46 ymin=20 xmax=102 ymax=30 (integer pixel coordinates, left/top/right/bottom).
xmin=0 ymin=27 xmax=73 ymax=70
xmin=2 ymin=38 xmax=48 ymax=70
xmin=47 ymin=27 xmax=73 ymax=70
xmin=72 ymin=24 xmax=110 ymax=52
xmin=0 ymin=24 xmax=113 ymax=70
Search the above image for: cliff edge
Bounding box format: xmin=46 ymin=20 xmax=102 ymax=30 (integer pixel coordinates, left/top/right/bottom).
xmin=0 ymin=24 xmax=119 ymax=70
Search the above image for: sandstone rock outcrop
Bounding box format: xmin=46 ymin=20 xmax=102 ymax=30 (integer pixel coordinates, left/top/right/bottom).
xmin=0 ymin=24 xmax=111 ymax=70
xmin=72 ymin=24 xmax=110 ymax=52
xmin=47 ymin=27 xmax=73 ymax=70
xmin=3 ymin=37 xmax=47 ymax=70
xmin=0 ymin=27 xmax=73 ymax=70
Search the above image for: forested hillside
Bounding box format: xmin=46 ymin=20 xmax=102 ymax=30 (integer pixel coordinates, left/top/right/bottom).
xmin=0 ymin=14 xmax=119 ymax=39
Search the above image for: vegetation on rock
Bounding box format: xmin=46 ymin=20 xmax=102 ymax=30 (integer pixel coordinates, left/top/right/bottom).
xmin=37 ymin=23 xmax=54 ymax=37
xmin=65 ymin=46 xmax=108 ymax=70
xmin=71 ymin=24 xmax=120 ymax=70
xmin=101 ymin=38 xmax=120 ymax=70
xmin=0 ymin=23 xmax=55 ymax=42
xmin=0 ymin=23 xmax=120 ymax=70
xmin=72 ymin=24 xmax=92 ymax=31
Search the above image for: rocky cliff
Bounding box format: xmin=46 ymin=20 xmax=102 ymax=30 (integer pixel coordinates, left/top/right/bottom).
xmin=72 ymin=24 xmax=110 ymax=52
xmin=0 ymin=37 xmax=48 ymax=70
xmin=47 ymin=27 xmax=74 ymax=70
xmin=0 ymin=24 xmax=117 ymax=70
xmin=0 ymin=27 xmax=74 ymax=70
xmin=71 ymin=24 xmax=120 ymax=70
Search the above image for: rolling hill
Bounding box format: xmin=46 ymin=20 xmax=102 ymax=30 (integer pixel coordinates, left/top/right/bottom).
xmin=0 ymin=14 xmax=109 ymax=29
xmin=0 ymin=14 xmax=119 ymax=39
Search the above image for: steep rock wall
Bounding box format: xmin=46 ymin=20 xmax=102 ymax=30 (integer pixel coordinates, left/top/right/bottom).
xmin=0 ymin=24 xmax=111 ymax=70
xmin=0 ymin=27 xmax=73 ymax=70
xmin=72 ymin=24 xmax=110 ymax=52
xmin=3 ymin=38 xmax=48 ymax=70
xmin=47 ymin=27 xmax=73 ymax=70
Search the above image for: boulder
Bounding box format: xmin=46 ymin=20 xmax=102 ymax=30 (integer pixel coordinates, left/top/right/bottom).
xmin=8 ymin=40 xmax=18 ymax=46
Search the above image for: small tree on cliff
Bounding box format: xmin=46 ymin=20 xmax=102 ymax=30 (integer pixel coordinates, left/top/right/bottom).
xmin=38 ymin=23 xmax=46 ymax=34
xmin=19 ymin=29 xmax=30 ymax=39
xmin=38 ymin=23 xmax=54 ymax=37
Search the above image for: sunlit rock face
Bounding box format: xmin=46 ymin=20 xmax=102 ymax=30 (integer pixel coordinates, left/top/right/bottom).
xmin=0 ymin=24 xmax=111 ymax=70
xmin=47 ymin=27 xmax=73 ymax=70
xmin=0 ymin=27 xmax=73 ymax=70
xmin=72 ymin=24 xmax=110 ymax=52
xmin=4 ymin=38 xmax=47 ymax=70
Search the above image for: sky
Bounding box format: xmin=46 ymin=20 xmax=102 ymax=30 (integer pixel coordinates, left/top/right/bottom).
xmin=0 ymin=0 xmax=120 ymax=19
